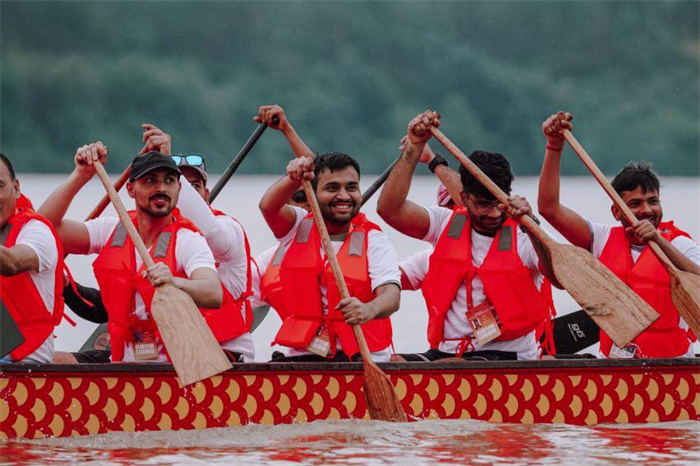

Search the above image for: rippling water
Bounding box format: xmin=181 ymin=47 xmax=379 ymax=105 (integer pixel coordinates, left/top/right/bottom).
xmin=2 ymin=420 xmax=699 ymax=465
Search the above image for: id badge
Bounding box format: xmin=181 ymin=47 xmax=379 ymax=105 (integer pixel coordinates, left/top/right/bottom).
xmin=132 ymin=327 xmax=160 ymax=360
xmin=466 ymin=302 xmax=501 ymax=345
xmin=306 ymin=325 xmax=332 ymax=357
xmin=609 ymin=342 xmax=638 ymax=359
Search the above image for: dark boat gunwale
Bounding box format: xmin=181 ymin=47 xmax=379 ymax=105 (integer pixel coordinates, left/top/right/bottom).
xmin=1 ymin=357 xmax=698 ymax=375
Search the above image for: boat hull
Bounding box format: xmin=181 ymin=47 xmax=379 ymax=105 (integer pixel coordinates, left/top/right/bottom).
xmin=1 ymin=359 xmax=698 ymax=439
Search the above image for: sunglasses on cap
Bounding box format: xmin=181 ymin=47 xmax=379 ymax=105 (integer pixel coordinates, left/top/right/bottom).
xmin=171 ymin=154 xmax=206 ymax=169
xmin=291 ymin=190 xmax=307 ymax=203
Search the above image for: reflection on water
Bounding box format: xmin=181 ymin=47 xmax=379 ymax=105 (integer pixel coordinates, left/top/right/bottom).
xmin=2 ymin=420 xmax=699 ymax=465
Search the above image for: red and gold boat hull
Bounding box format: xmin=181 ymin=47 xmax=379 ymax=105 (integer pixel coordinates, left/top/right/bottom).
xmin=1 ymin=359 xmax=698 ymax=439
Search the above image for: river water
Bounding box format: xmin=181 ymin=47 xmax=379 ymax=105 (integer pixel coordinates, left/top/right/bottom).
xmin=3 ymin=174 xmax=699 ymax=464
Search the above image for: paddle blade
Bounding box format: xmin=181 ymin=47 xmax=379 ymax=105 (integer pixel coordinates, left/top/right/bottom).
xmin=361 ymin=359 xmax=407 ymax=422
xmin=669 ymin=270 xmax=700 ymax=337
xmin=550 ymin=243 xmax=659 ymax=348
xmin=151 ymin=285 xmax=232 ymax=386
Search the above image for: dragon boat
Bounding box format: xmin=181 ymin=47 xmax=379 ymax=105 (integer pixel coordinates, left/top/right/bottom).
xmin=1 ymin=358 xmax=698 ymax=440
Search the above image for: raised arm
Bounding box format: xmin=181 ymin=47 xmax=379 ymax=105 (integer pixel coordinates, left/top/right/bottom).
xmin=259 ymin=157 xmax=314 ymax=238
xmin=377 ymin=110 xmax=441 ymax=239
xmin=37 ymin=142 xmax=108 ymax=255
xmin=254 ymin=105 xmax=315 ymax=159
xmin=536 ymin=112 xmax=592 ymax=249
xmin=400 ymin=137 xmax=463 ymax=206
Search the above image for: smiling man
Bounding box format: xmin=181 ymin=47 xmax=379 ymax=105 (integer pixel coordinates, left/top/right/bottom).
xmin=538 ymin=112 xmax=700 ymax=359
xmin=377 ymin=111 xmax=555 ymax=361
xmin=38 ymin=145 xmax=223 ymax=363
xmin=259 ymin=152 xmax=401 ymax=362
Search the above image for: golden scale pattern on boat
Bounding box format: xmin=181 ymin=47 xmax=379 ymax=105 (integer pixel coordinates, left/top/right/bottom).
xmin=1 ymin=365 xmax=698 ymax=439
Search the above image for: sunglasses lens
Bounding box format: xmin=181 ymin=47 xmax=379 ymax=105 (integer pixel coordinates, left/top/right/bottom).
xmin=184 ymin=155 xmax=204 ymax=167
xmin=171 ymin=155 xmax=183 ymax=164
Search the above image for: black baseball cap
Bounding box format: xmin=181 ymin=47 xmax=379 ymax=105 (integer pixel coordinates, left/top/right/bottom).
xmin=129 ymin=151 xmax=181 ymax=182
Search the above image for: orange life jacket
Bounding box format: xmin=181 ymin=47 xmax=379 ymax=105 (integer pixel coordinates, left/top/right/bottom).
xmin=421 ymin=208 xmax=552 ymax=349
xmin=0 ymin=195 xmax=65 ymax=360
xmin=92 ymin=210 xmax=248 ymax=361
xmin=270 ymin=213 xmax=393 ymax=357
xmin=598 ymin=221 xmax=693 ymax=358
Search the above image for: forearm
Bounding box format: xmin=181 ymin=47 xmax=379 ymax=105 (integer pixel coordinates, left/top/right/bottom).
xmin=172 ymin=276 xmax=223 ymax=309
xmin=282 ymin=124 xmax=315 ymax=159
xmin=63 ymin=283 xmax=108 ymax=323
xmin=367 ymin=284 xmax=400 ymax=319
xmin=654 ymin=237 xmax=700 ymax=276
xmin=433 ymin=164 xmax=464 ymax=206
xmin=0 ymin=245 xmax=39 ymax=276
xmin=537 ymin=149 xmax=564 ymax=219
xmin=37 ymin=170 xmax=91 ymax=227
xmin=378 ymin=142 xmax=422 ymax=214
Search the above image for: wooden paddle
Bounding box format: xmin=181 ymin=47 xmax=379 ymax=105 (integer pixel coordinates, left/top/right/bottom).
xmin=563 ymin=130 xmax=700 ymax=337
xmin=301 ymin=178 xmax=406 ymax=422
xmin=92 ymin=159 xmax=232 ymax=386
xmin=431 ymin=127 xmax=659 ymax=348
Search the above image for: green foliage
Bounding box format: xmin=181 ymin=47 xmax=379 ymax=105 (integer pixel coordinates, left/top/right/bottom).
xmin=1 ymin=0 xmax=698 ymax=176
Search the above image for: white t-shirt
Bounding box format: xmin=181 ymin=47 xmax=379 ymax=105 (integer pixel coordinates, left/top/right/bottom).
xmin=3 ymin=220 xmax=59 ymax=364
xmin=86 ymin=216 xmax=217 ymax=363
xmin=276 ymin=206 xmax=401 ymax=362
xmin=589 ymin=222 xmax=700 ymax=358
xmin=415 ymin=206 xmax=543 ymax=360
xmin=250 ymin=245 xmax=277 ymax=309
xmin=399 ymin=248 xmax=433 ymax=291
xmin=177 ymin=179 xmax=253 ymax=361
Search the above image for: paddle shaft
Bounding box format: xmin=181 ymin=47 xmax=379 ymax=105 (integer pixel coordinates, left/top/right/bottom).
xmin=300 ymin=179 xmax=373 ymax=360
xmin=563 ymin=130 xmax=677 ymax=272
xmin=92 ymin=161 xmax=155 ymax=267
xmin=430 ymin=128 xmax=551 ymax=244
xmin=209 ymin=119 xmax=277 ymax=204
xmin=85 ymin=165 xmax=130 ymax=221
xmin=361 ymin=153 xmax=402 ymax=207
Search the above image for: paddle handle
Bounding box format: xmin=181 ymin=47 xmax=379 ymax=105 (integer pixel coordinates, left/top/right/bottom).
xmin=360 ymin=153 xmax=402 ymax=207
xmin=430 ymin=127 xmax=552 ymax=245
xmin=301 ymin=179 xmax=373 ymax=360
xmin=209 ymin=117 xmax=279 ymax=204
xmin=92 ymin=160 xmax=155 ymax=269
xmin=563 ymin=130 xmax=677 ymax=271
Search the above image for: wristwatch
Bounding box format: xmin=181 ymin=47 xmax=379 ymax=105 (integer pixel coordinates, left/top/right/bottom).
xmin=428 ymin=153 xmax=448 ymax=173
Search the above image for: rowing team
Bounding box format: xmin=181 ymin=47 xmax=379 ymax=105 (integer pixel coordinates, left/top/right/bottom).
xmin=1 ymin=107 xmax=698 ymax=365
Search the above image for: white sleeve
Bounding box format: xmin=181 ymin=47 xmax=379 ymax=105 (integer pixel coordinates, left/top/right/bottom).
xmin=177 ymin=178 xmax=240 ymax=260
xmin=399 ymin=248 xmax=432 ymax=289
xmin=588 ymin=222 xmax=613 ymax=259
xmin=275 ymin=205 xmax=306 ymax=243
xmin=175 ymin=229 xmax=217 ymax=277
xmin=85 ymin=216 xmax=121 ymax=255
xmin=367 ymin=230 xmax=401 ymax=291
xmin=15 ymin=220 xmax=58 ymax=274
xmin=671 ymin=236 xmax=700 ymax=266
xmin=422 ymin=205 xmax=453 ymax=246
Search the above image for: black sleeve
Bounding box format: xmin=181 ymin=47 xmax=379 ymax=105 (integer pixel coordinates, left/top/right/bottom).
xmin=62 ymin=283 xmax=109 ymax=324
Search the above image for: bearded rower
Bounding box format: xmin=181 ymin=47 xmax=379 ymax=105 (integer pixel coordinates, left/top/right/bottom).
xmin=538 ymin=112 xmax=700 ymax=359
xmin=38 ymin=144 xmax=224 ymax=363
xmin=259 ymin=150 xmax=401 ymax=362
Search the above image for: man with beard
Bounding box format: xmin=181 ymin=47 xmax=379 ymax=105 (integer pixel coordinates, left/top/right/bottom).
xmin=0 ymin=153 xmax=64 ymax=364
xmin=259 ymin=152 xmax=401 ymax=362
xmin=538 ymin=112 xmax=700 ymax=358
xmin=377 ymin=111 xmax=554 ymax=361
xmin=39 ymin=144 xmax=223 ymax=363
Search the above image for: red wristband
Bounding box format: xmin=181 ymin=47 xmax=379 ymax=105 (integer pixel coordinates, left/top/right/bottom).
xmin=546 ymin=144 xmax=564 ymax=152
